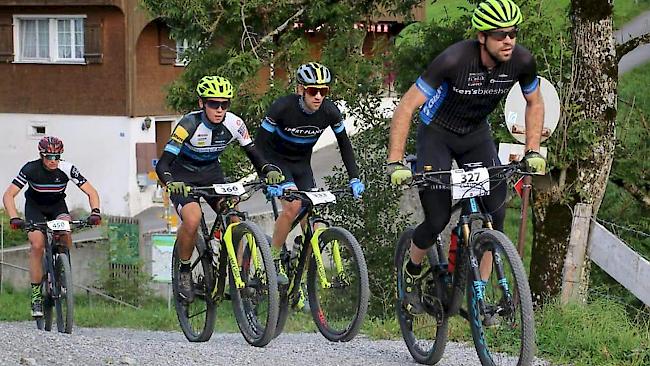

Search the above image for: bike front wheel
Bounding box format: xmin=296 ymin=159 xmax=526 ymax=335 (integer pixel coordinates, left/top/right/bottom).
xmin=53 ymin=253 xmax=74 ymax=334
xmin=172 ymin=235 xmax=217 ymax=342
xmin=229 ymin=221 xmax=279 ymax=347
xmin=395 ymin=227 xmax=449 ymax=365
xmin=467 ymin=230 xmax=535 ymax=366
xmin=307 ymin=226 xmax=369 ymax=342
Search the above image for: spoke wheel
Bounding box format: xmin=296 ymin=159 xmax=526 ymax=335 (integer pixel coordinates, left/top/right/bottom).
xmin=307 ymin=227 xmax=369 ymax=342
xmin=467 ymin=230 xmax=535 ymax=366
xmin=395 ymin=227 xmax=448 ymax=365
xmin=229 ymin=222 xmax=279 ymax=347
xmin=172 ymin=235 xmax=217 ymax=342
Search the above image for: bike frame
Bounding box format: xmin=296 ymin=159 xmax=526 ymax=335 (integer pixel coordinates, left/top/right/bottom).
xmin=190 ymin=191 xmax=263 ymax=302
xmin=270 ymin=194 xmax=344 ymax=300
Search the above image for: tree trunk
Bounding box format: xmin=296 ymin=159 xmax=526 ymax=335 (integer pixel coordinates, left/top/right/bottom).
xmin=529 ymin=0 xmax=617 ymax=304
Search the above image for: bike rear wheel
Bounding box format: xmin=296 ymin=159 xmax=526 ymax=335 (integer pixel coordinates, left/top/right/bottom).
xmin=53 ymin=253 xmax=74 ymax=333
xmin=307 ymin=227 xmax=369 ymax=342
xmin=467 ymin=230 xmax=535 ymax=366
xmin=172 ymin=235 xmax=217 ymax=342
xmin=229 ymin=221 xmax=279 ymax=347
xmin=395 ymin=227 xmax=449 ymax=365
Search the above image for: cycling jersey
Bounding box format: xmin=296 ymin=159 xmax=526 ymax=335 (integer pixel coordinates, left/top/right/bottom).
xmin=12 ymin=159 xmax=87 ymax=206
xmin=255 ymin=94 xmax=359 ymax=179
xmin=156 ymin=110 xmax=265 ymax=186
xmin=416 ymin=39 xmax=538 ymax=134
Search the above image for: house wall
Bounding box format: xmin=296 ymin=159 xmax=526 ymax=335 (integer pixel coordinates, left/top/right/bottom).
xmin=0 ymin=6 xmax=127 ymax=115
xmin=133 ymin=20 xmax=183 ymax=117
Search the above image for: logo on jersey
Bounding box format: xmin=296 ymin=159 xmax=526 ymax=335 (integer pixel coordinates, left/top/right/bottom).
xmin=285 ymin=126 xmax=322 ymax=138
xmin=171 ymin=126 xmax=189 ymax=144
xmin=467 ymin=72 xmax=485 ymax=87
xmin=236 ymin=119 xmax=250 ymax=140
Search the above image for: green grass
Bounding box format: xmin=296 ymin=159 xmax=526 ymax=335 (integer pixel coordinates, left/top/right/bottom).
xmin=424 ymin=0 xmax=650 ymax=28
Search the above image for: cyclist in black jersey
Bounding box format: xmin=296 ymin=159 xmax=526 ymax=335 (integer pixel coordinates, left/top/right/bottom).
xmin=155 ymin=76 xmax=283 ymax=302
xmin=386 ymin=0 xmax=547 ymax=315
xmin=256 ymin=62 xmax=365 ymax=288
xmin=3 ymin=136 xmax=101 ymax=317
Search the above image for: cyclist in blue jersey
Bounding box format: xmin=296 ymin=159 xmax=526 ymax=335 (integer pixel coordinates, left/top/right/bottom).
xmin=155 ymin=76 xmax=284 ymax=302
xmin=256 ymin=63 xmax=365 ymax=293
xmin=3 ymin=136 xmax=101 ymax=317
xmin=386 ymin=0 xmax=547 ymax=316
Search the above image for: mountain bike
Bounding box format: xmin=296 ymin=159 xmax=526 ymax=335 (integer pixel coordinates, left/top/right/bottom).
xmin=171 ymin=181 xmax=279 ymax=347
xmin=270 ymin=188 xmax=369 ymax=342
xmin=28 ymin=219 xmax=89 ymax=334
xmin=395 ymin=161 xmax=535 ymax=365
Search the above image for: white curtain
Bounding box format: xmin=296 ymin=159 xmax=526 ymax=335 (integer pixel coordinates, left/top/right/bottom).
xmin=20 ymin=19 xmax=48 ymax=59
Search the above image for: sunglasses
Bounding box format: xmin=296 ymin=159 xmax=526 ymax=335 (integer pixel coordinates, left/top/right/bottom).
xmin=486 ymin=28 xmax=519 ymax=41
xmin=304 ymin=86 xmax=330 ymax=97
xmin=205 ymin=100 xmax=231 ymax=110
xmin=42 ymin=154 xmax=61 ymax=161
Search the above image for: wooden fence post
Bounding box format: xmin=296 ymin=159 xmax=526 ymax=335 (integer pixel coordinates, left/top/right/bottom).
xmin=560 ymin=203 xmax=593 ymax=305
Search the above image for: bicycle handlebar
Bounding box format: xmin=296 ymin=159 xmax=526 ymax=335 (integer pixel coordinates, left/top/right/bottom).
xmin=409 ymin=161 xmax=527 ymax=189
xmin=25 ymin=220 xmax=91 ymax=232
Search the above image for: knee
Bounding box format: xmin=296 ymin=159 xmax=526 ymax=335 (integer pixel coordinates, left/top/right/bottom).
xmin=181 ymin=213 xmax=201 ymax=230
xmin=281 ymin=200 xmax=302 ymax=218
xmin=29 ymin=236 xmax=45 ymax=255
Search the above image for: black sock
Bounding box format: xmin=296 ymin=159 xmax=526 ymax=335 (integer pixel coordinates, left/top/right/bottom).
xmin=31 ymin=283 xmax=41 ymax=302
xmin=180 ymin=259 xmax=191 ymax=272
xmin=406 ymin=259 xmax=422 ymax=275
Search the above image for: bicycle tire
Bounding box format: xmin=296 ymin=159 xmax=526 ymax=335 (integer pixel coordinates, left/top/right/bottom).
xmin=53 ymin=253 xmax=74 ymax=334
xmin=306 ymin=226 xmax=369 ymax=342
xmin=467 ymin=229 xmax=535 ymax=366
xmin=273 ymin=244 xmax=291 ymax=339
xmin=395 ymin=227 xmax=448 ymax=365
xmin=40 ymin=261 xmax=53 ymax=331
xmin=228 ymin=221 xmax=279 ymax=347
xmin=172 ymin=235 xmax=217 ymax=342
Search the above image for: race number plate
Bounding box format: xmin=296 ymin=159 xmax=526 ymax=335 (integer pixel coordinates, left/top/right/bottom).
xmin=450 ymin=168 xmax=490 ymax=199
xmin=47 ymin=219 xmax=71 ymax=231
xmin=212 ymin=182 xmax=246 ymax=196
xmin=304 ymin=191 xmax=336 ymax=205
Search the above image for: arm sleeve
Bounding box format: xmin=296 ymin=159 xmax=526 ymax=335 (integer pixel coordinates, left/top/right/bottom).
xmin=518 ymin=48 xmax=539 ymax=95
xmin=11 ymin=164 xmax=30 ymax=189
xmin=260 ymin=97 xmax=286 ymax=134
xmin=155 ymin=151 xmax=176 ymax=185
xmin=328 ymin=103 xmax=359 ymax=178
xmin=242 ymin=143 xmax=269 ymax=174
xmin=60 ymin=161 xmax=88 ymax=186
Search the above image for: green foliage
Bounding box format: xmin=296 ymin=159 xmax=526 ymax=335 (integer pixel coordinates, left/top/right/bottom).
xmin=0 ymin=209 xmax=27 ymax=247
xmin=94 ymin=235 xmax=153 ymax=307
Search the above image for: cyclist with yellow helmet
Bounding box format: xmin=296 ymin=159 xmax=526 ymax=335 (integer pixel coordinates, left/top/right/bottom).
xmin=155 ymin=76 xmax=283 ymax=301
xmin=387 ymin=0 xmax=546 ymax=316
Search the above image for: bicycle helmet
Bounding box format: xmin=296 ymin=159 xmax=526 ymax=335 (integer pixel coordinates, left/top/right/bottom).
xmin=472 ymin=0 xmax=523 ymax=31
xmin=296 ymin=62 xmax=331 ymax=86
xmin=38 ymin=136 xmax=64 ymax=154
xmin=196 ymin=76 xmax=234 ymax=98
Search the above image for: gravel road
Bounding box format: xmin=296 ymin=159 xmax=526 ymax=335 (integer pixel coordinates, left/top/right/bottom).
xmin=0 ymin=322 xmax=554 ymax=366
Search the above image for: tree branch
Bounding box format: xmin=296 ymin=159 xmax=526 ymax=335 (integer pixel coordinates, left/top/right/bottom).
xmin=610 ymin=177 xmax=650 ymax=210
xmin=616 ymin=33 xmax=650 ymax=62
xmin=255 ymin=7 xmax=305 ymax=49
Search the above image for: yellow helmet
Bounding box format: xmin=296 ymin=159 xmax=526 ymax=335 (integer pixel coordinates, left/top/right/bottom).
xmin=196 ymin=76 xmax=234 ymax=98
xmin=472 ymin=0 xmax=523 ymax=31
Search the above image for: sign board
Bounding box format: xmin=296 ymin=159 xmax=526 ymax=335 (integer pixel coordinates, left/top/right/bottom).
xmin=151 ymin=234 xmax=175 ymax=283
xmin=504 ymin=76 xmax=560 ymax=144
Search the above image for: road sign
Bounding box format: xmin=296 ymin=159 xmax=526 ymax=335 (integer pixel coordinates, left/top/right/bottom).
xmin=504 ymin=76 xmax=560 ymax=144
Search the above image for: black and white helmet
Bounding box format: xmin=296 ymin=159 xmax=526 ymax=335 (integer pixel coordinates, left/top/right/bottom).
xmin=296 ymin=62 xmax=331 ymax=85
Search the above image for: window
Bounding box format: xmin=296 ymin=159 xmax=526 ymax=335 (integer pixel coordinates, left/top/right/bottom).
xmin=175 ymin=39 xmax=189 ymax=66
xmin=14 ymin=15 xmax=85 ymax=63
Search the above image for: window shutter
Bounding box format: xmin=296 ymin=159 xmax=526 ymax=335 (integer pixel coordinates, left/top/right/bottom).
xmin=0 ymin=20 xmax=13 ymax=63
xmin=158 ymin=24 xmax=176 ymax=65
xmin=84 ymin=19 xmax=103 ymax=64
